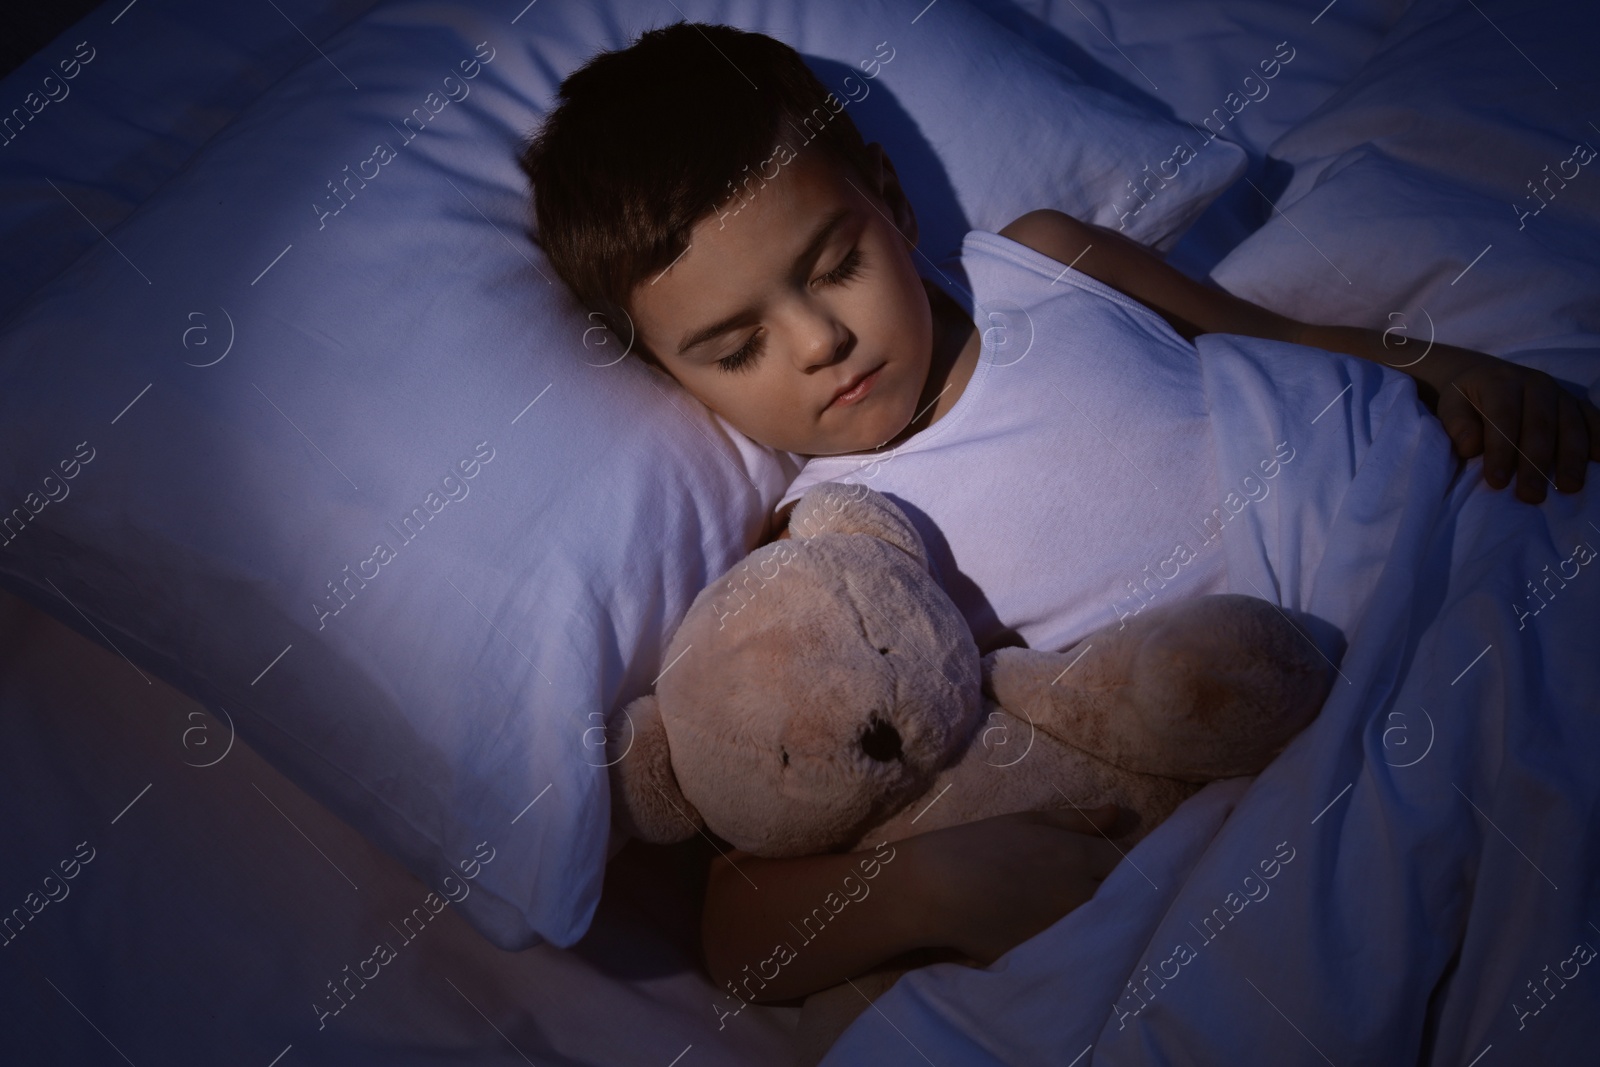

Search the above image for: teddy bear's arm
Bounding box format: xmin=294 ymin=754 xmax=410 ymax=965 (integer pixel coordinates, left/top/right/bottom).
xmin=984 ymin=594 xmax=1337 ymax=781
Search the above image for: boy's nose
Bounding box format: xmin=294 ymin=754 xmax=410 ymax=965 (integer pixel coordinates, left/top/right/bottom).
xmin=790 ymin=303 xmax=851 ymax=369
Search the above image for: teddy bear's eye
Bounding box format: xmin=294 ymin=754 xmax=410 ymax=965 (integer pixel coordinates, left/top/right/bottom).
xmin=860 ymin=717 xmax=903 ymax=763
xmin=878 ymin=647 xmax=890 ymax=655
xmin=780 ymin=748 xmax=789 ymax=767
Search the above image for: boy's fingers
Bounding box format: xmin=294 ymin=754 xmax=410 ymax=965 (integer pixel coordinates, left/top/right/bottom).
xmin=1515 ymin=379 xmax=1559 ymax=503
xmin=1477 ymin=384 xmax=1522 ymax=490
xmin=1554 ymin=391 xmax=1590 ymax=494
xmin=1437 ymin=392 xmax=1484 ymax=459
xmin=1583 ymin=395 xmax=1600 ymax=463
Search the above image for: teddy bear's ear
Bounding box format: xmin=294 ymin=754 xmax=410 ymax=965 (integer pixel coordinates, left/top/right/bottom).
xmin=606 ymin=694 xmax=703 ymax=845
xmin=787 ymin=481 xmax=929 ymax=570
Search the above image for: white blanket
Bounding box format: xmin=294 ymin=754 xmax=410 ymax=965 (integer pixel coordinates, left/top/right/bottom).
xmin=823 ymin=332 xmax=1600 ymax=1063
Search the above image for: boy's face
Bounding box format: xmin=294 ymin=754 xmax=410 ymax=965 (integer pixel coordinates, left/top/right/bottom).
xmin=627 ymin=142 xmax=933 ymax=458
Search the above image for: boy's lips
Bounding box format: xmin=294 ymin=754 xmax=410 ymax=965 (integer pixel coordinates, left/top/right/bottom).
xmin=827 ymin=363 xmax=886 ymax=410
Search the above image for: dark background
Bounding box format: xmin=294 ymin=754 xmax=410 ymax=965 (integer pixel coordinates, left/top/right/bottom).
xmin=2 ymin=1 xmax=102 ymax=78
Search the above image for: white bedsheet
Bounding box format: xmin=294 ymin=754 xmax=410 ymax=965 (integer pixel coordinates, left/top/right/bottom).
xmin=0 ymin=587 xmax=800 ymax=1064
xmin=822 ymin=331 xmax=1600 ymax=1063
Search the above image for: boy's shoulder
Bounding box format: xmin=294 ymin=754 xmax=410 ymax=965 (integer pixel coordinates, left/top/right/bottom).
xmin=992 ymin=210 xmax=1098 ymax=275
xmin=987 ymin=210 xmax=1226 ymax=345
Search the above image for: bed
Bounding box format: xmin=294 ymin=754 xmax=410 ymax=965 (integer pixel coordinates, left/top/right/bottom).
xmin=1 ymin=0 xmax=1596 ymax=1064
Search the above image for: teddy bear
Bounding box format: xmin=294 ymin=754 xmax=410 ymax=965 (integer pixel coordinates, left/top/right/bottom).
xmin=603 ymin=479 xmax=1337 ymax=1061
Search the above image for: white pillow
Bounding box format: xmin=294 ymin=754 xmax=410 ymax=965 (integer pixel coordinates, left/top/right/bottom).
xmin=1211 ymin=146 xmax=1600 ymax=358
xmin=968 ymin=0 xmax=1412 ymax=158
xmin=728 ymin=1 xmax=1248 ymax=258
xmin=1210 ymin=0 xmax=1600 ymax=357
xmin=960 ymin=0 xmax=1414 ymax=278
xmin=0 ymin=0 xmax=383 ymax=322
xmin=0 ymin=0 xmax=1243 ymax=949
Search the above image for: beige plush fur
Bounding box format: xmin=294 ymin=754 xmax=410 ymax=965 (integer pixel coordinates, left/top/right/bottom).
xmin=605 ymin=480 xmax=1336 ymax=1062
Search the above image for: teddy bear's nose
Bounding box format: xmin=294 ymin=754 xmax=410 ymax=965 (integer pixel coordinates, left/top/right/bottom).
xmin=861 ymin=717 xmax=903 ymax=762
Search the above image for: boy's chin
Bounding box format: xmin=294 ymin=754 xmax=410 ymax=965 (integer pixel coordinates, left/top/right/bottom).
xmin=822 ymin=420 xmax=916 ymax=458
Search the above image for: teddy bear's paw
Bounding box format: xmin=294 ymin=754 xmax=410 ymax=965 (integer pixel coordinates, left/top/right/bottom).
xmin=606 ymin=695 xmax=705 ymax=844
xmin=1113 ymin=601 xmax=1334 ymax=780
xmin=1044 ymin=775 xmax=1200 ymax=846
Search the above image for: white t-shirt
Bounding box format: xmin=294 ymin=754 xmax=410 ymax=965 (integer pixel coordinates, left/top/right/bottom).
xmin=778 ymin=229 xmax=1231 ymax=655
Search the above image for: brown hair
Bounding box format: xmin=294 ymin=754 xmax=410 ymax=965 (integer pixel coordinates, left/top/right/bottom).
xmin=517 ymin=21 xmax=878 ymax=367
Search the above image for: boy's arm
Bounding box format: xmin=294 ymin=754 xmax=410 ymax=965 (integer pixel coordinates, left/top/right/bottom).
xmin=997 ymin=210 xmax=1600 ymax=506
xmin=702 ymin=807 xmax=1121 ymax=1003
xmin=702 ymin=843 xmax=928 ymax=1004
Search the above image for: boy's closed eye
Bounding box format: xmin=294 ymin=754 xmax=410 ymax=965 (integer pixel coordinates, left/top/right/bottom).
xmin=716 ymin=245 xmax=868 ymax=374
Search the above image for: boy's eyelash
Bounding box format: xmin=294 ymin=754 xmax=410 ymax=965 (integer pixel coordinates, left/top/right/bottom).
xmin=716 ymin=247 xmax=867 ymax=374
xmin=718 ymin=330 xmax=766 ymax=373
xmin=820 ymin=246 xmax=865 ymax=287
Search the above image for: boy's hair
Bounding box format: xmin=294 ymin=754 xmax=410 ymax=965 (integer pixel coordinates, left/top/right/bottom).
xmin=518 ymin=21 xmax=878 ymax=367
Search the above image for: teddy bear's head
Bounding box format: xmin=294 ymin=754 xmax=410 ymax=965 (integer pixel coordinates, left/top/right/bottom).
xmin=606 ymin=481 xmax=983 ymax=857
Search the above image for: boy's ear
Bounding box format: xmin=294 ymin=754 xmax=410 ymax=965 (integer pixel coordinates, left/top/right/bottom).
xmin=865 ymin=141 xmax=917 ymax=249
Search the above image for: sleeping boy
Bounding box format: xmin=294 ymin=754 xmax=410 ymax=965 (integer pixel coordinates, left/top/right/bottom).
xmin=518 ymin=22 xmax=1600 ymax=1007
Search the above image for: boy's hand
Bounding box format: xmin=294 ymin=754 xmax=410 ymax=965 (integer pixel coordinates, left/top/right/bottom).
xmin=1418 ymin=346 xmax=1600 ymax=504
xmin=1297 ymin=323 xmax=1600 ymax=504
xmin=910 ymin=806 xmax=1124 ymax=966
